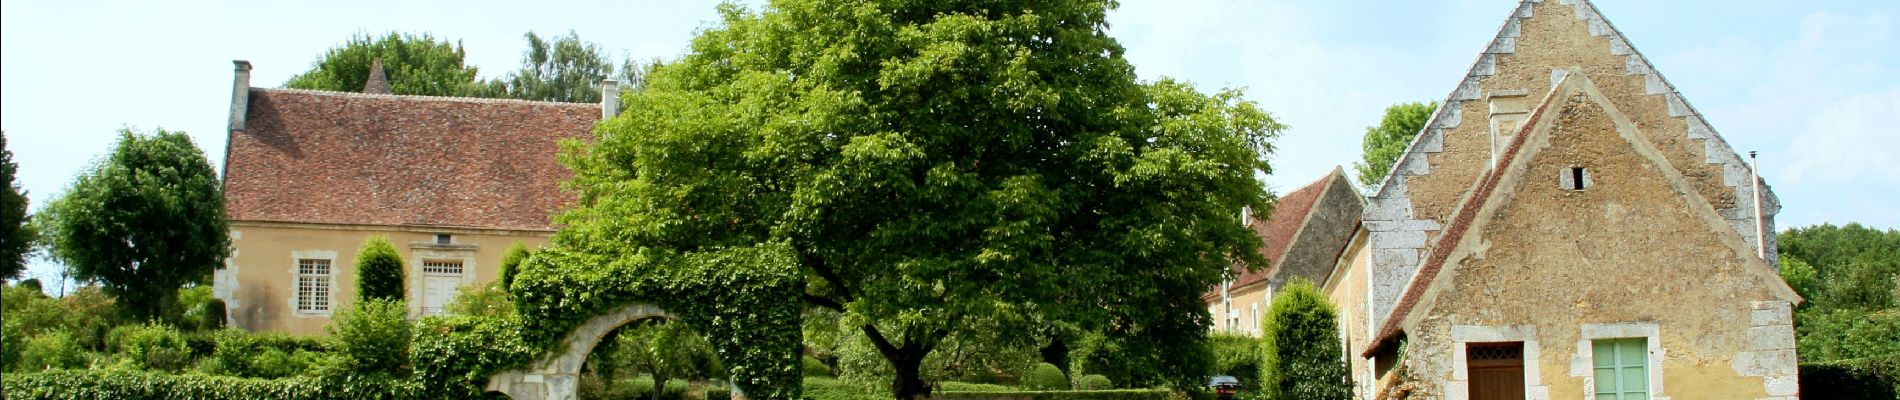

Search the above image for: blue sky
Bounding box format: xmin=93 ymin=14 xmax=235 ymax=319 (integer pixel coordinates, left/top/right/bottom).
xmin=3 ymin=1 xmax=1897 ymax=288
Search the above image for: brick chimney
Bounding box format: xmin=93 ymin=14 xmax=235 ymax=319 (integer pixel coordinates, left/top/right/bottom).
xmin=363 ymin=59 xmax=392 ymax=95
xmin=600 ymin=79 xmax=620 ymax=119
xmin=229 ymin=60 xmax=252 ymax=131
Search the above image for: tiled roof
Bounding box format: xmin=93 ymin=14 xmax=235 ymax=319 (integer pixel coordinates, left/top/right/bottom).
xmin=223 ymin=88 xmax=597 ymax=231
xmin=1204 ymin=170 xmax=1341 ymax=301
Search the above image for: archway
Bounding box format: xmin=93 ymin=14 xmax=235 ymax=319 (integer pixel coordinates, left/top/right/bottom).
xmin=487 ymin=303 xmax=681 ymax=400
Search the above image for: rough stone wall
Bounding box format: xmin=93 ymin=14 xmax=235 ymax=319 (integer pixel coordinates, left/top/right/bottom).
xmin=1400 ymin=92 xmax=1791 ymax=399
xmin=1364 ymin=0 xmax=1782 ymax=330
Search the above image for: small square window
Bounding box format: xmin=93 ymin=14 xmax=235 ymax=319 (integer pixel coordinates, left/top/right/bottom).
xmin=435 ymin=234 xmax=452 ymax=245
xmin=1562 ymin=166 xmax=1591 ymax=191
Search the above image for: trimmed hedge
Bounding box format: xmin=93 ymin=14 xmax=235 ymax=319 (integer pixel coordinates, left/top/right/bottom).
xmin=1800 ymin=357 xmax=1899 ymax=400
xmin=931 ymin=389 xmax=1174 ymax=400
xmin=0 ymin=369 xmax=421 ymax=400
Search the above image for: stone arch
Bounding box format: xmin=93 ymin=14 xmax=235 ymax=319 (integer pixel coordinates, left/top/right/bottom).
xmin=486 ymin=303 xmax=691 ymax=400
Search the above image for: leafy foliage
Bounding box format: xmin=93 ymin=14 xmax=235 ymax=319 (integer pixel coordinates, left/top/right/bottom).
xmin=1075 ymin=374 xmax=1113 ymax=390
xmin=209 ymin=328 xmax=328 ymax=379
xmin=284 ymin=32 xmax=483 ymax=97
xmin=1352 ymin=101 xmax=1437 ymax=188
xmin=355 ymin=236 xmax=405 ymax=302
xmin=17 ymin=329 xmax=86 ymax=371
xmin=444 ymin=281 xmax=515 ymax=318
xmin=0 ymin=369 xmax=423 ymax=400
xmin=408 ymin=315 xmax=537 ymax=398
xmin=1259 ymin=279 xmax=1349 ymax=400
xmin=608 ymin=318 xmax=724 ymax=399
xmin=39 ymin=129 xmax=228 ymax=321
xmin=487 ymin=31 xmax=620 ymax=103
xmin=1022 ymin=363 xmax=1069 ymax=391
xmin=1206 ymin=333 xmax=1262 ymax=398
xmin=931 ymin=390 xmax=1175 ymax=400
xmin=1780 ymin=223 xmax=1900 ymax=364
xmin=1797 ymin=356 xmax=1900 ymax=400
xmin=106 ymin=323 xmax=191 ymax=372
xmin=328 ymin=298 xmax=411 ymax=376
xmin=1 ymin=131 xmax=32 ymax=279
xmin=563 ymin=1 xmax=1279 ymax=397
xmin=499 ymin=242 xmax=531 ymax=289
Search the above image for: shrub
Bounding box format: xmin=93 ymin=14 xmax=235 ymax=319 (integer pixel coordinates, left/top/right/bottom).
xmin=211 ymin=329 xmax=327 ymax=379
xmin=355 ymin=235 xmax=406 ymax=301
xmin=932 ymin=389 xmax=1175 ymax=400
xmin=408 ymin=315 xmax=537 ymax=398
xmin=58 ymin=286 xmax=122 ymax=351
xmin=1076 ymin=374 xmax=1113 ymax=390
xmin=201 ymin=298 xmax=228 ymax=330
xmin=1259 ymin=279 xmax=1350 ymax=400
xmin=499 ymin=242 xmax=530 ymax=288
xmin=444 ymin=281 xmax=515 ymax=318
xmin=0 ymin=368 xmax=423 ymax=399
xmin=1206 ymin=333 xmax=1261 ymax=395
xmin=939 ymin=381 xmax=1016 ymax=392
xmin=19 ymin=330 xmax=86 ymax=370
xmin=706 ymin=386 xmax=734 ymax=400
xmin=107 ymin=323 xmax=191 ymax=372
xmin=2 ymin=319 xmax=20 ymax=370
xmin=803 ymin=377 xmax=887 ymax=400
xmin=1022 ymin=362 xmax=1069 ymax=391
xmin=1799 ymin=356 xmax=1899 ymax=400
xmin=328 ymin=298 xmax=410 ymax=375
xmin=171 ymin=285 xmax=216 ymax=330
xmin=804 ymin=355 xmax=834 ymax=377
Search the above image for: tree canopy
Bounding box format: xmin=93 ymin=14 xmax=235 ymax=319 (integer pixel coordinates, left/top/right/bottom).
xmin=284 ymin=32 xmax=483 ymax=96
xmin=39 ymin=129 xmax=228 ymax=321
xmin=1 ymin=131 xmax=32 ymax=280
xmin=1778 ymin=223 xmax=1900 ymax=363
xmin=554 ymin=1 xmax=1280 ymax=398
xmin=1352 ymin=101 xmax=1436 ymax=188
xmin=489 ymin=31 xmax=619 ymax=103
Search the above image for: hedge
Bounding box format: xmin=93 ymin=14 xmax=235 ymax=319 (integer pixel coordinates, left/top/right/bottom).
xmin=931 ymin=389 xmax=1174 ymax=400
xmin=1800 ymin=357 xmax=1899 ymax=400
xmin=0 ymin=369 xmax=420 ymax=400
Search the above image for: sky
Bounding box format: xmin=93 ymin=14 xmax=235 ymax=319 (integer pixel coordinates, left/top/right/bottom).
xmin=4 ymin=0 xmax=1897 ymax=289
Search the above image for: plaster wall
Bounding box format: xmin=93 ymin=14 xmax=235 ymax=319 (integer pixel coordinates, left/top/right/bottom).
xmin=215 ymin=221 xmax=552 ymax=335
xmin=1326 ymin=234 xmax=1374 ymax=400
xmin=1399 ymin=94 xmax=1794 ymax=399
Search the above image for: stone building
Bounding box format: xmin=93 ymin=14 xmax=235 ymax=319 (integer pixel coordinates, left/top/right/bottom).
xmin=1205 ymin=167 xmax=1362 ymax=336
xmin=213 ymin=60 xmax=613 ymax=335
xmin=1327 ymin=1 xmax=1801 ymax=399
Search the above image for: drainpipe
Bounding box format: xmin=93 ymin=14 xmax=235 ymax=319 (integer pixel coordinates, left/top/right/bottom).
xmin=1750 ymin=151 xmax=1765 ymax=260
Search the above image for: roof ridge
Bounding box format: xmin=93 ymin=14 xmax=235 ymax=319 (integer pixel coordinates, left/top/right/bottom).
xmin=253 ymin=87 xmax=598 ymax=108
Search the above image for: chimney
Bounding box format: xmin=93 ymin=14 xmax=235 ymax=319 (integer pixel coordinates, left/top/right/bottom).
xmin=1486 ymin=88 xmax=1532 ymax=167
xmin=229 ymin=60 xmax=252 ymax=131
xmin=600 ymin=79 xmax=620 ymax=119
xmin=363 ymin=59 xmax=392 ymax=95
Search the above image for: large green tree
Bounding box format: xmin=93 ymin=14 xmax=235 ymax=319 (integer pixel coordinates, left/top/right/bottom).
xmin=1 ymin=131 xmax=32 ymax=279
xmin=492 ymin=31 xmax=619 ymax=103
xmin=558 ymin=1 xmax=1280 ymax=398
xmin=1259 ymin=279 xmax=1350 ymax=400
xmin=1352 ymin=101 xmax=1436 ymax=188
xmin=285 ymin=32 xmax=483 ymax=96
xmin=39 ymin=129 xmax=229 ymax=321
xmin=1778 ymin=223 xmax=1900 ymax=362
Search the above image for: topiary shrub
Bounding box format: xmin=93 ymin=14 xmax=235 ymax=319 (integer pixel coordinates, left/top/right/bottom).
xmin=1075 ymin=374 xmax=1113 ymax=390
xmin=18 ymin=330 xmax=86 ymax=370
xmin=804 ymin=355 xmax=833 ymax=377
xmin=498 ymin=242 xmax=530 ymax=289
xmin=1799 ymin=356 xmax=1899 ymax=399
xmin=1022 ymin=362 xmax=1069 ymax=391
xmin=705 ymin=386 xmax=733 ymax=400
xmin=1259 ymin=279 xmax=1350 ymax=400
xmin=108 ymin=323 xmax=191 ymax=372
xmin=328 ymin=298 xmax=410 ymax=375
xmin=201 ymin=298 xmax=228 ymax=330
xmin=355 ymin=235 xmax=406 ymax=302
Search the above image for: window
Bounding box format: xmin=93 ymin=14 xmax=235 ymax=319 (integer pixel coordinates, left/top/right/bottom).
xmin=422 ymin=259 xmax=464 ymax=274
xmin=296 ymin=259 xmax=332 ymax=312
xmin=1593 ymin=338 xmax=1648 ymax=400
xmin=1563 ymin=166 xmax=1591 ymax=191
xmin=435 ymin=234 xmax=452 ymax=245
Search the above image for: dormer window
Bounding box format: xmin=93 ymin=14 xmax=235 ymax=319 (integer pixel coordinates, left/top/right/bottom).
xmin=1563 ymin=166 xmax=1591 ymax=191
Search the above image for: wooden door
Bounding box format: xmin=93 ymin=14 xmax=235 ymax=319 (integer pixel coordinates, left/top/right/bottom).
xmin=1468 ymin=343 xmax=1525 ymax=400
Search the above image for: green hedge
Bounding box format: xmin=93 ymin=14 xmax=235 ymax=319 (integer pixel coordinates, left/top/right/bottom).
xmin=932 ymin=389 xmax=1174 ymax=400
xmin=0 ymin=369 xmax=424 ymax=400
xmin=1800 ymin=357 xmax=1899 ymax=400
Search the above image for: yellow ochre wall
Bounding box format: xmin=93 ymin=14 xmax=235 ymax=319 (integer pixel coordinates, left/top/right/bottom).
xmin=214 ymin=221 xmax=551 ymax=336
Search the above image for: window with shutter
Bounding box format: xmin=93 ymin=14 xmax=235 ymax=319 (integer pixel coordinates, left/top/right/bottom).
xmin=1592 ymin=338 xmax=1648 ymax=400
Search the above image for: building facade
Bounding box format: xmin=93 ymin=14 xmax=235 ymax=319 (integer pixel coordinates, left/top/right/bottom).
xmin=1206 ymin=168 xmax=1362 ymax=335
xmin=214 ymin=61 xmax=610 ymax=335
xmin=1331 ymin=1 xmax=1800 ymax=399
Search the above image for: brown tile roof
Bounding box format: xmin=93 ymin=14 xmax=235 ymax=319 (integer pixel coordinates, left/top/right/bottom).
xmin=1204 ymin=170 xmax=1340 ymax=301
xmin=1360 ymin=76 xmax=1568 ymax=357
xmin=223 ymin=88 xmax=597 ymax=231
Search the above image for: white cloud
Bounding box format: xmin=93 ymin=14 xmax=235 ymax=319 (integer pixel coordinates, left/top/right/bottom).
xmin=1780 ymin=86 xmax=1900 ymax=187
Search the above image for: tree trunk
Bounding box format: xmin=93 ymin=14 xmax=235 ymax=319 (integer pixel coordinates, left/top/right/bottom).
xmin=890 ymin=349 xmax=931 ymax=400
